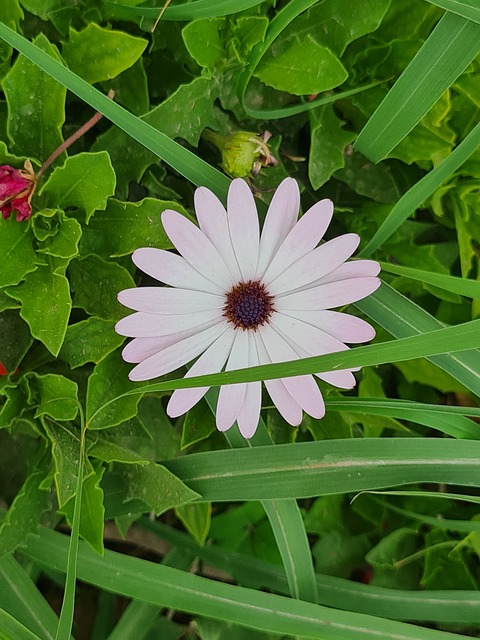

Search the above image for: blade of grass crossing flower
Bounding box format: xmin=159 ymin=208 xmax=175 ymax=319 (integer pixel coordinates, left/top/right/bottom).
xmin=356 ymin=283 xmax=480 ymax=398
xmin=379 ymin=261 xmax=480 ymax=298
xmin=359 ymin=120 xmax=480 ymax=257
xmin=0 ymin=555 xmax=59 ymax=640
xmin=22 ymin=526 xmax=470 ymax=640
xmin=0 ymin=24 xmax=230 ymax=199
xmin=354 ymin=12 xmax=480 ymax=162
xmin=54 ymin=411 xmax=86 ymax=640
xmin=425 ymin=0 xmax=480 ymax=24
xmin=162 ymin=438 xmax=480 ymax=501
xmin=101 ymin=0 xmax=267 ymax=20
xmin=141 ymin=518 xmax=480 ymax=624
xmin=0 ymin=610 xmax=43 ymax=640
xmin=208 ymin=390 xmax=317 ymax=604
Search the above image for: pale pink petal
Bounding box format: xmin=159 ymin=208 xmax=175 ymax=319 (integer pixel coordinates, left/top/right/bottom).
xmin=237 ymin=381 xmax=262 ymax=438
xmin=255 ymin=178 xmax=300 ymax=278
xmin=227 ymin=178 xmax=260 ymax=280
xmin=253 ymin=332 xmax=302 ymax=426
xmin=132 ymin=248 xmax=223 ymax=294
xmin=128 ymin=322 xmax=228 ymax=381
xmin=286 ymin=310 xmax=376 ymax=343
xmin=216 ymin=329 xmax=249 ymax=432
xmin=162 ymin=210 xmax=233 ymax=289
xmin=115 ymin=309 xmax=220 ymax=338
xmin=118 ymin=287 xmax=224 ymax=314
xmin=121 ymin=326 xmax=206 ymax=363
xmin=316 ymin=370 xmax=356 ymax=389
xmin=275 ymin=277 xmax=381 ymax=311
xmin=314 ymin=259 xmax=381 ymax=285
xmin=167 ymin=328 xmax=236 ymax=417
xmin=262 ymin=198 xmax=333 ymax=284
xmin=194 ymin=187 xmax=242 ymax=280
xmin=258 ymin=324 xmax=325 ymax=419
xmin=266 ymin=234 xmax=360 ymax=295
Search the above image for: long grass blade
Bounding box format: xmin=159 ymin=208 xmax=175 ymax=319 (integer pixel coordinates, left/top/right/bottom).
xmin=101 ymin=0 xmax=267 ymax=20
xmin=0 ymin=610 xmax=43 ymax=640
xmin=379 ymin=261 xmax=480 ymax=298
xmin=354 ymin=12 xmax=480 ymax=162
xmin=425 ymin=0 xmax=480 ymax=24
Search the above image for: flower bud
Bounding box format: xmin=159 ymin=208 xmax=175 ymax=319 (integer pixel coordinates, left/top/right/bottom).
xmin=204 ymin=130 xmax=277 ymax=179
xmin=0 ymin=160 xmax=37 ymax=222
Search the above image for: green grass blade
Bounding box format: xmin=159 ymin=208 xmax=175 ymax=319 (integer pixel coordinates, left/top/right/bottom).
xmin=354 ymin=12 xmax=480 ymax=162
xmin=360 ymin=489 xmax=480 ymax=506
xmin=379 ymin=261 xmax=480 ymax=298
xmin=142 ymin=518 xmax=480 ymax=624
xmin=0 ymin=610 xmax=43 ymax=640
xmin=359 ymin=120 xmax=480 ymax=257
xmin=425 ymin=0 xmax=480 ymax=23
xmin=0 ymin=23 xmax=229 ymax=198
xmin=162 ymin=438 xmax=480 ymax=501
xmin=102 ymin=0 xmax=267 ymax=20
xmin=22 ymin=526 xmax=470 ymax=640
xmin=356 ymin=283 xmax=480 ymax=398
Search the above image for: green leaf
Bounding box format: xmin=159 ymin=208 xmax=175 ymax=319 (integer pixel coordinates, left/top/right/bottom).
xmin=335 ymin=152 xmax=402 ymax=203
xmin=43 ymin=421 xmax=85 ymax=508
xmin=182 ymin=18 xmax=223 ymax=68
xmin=86 ymin=350 xmax=142 ymax=430
xmin=0 ymin=385 xmax=25 ymax=430
xmin=0 ymin=610 xmax=44 ymax=640
xmin=308 ymin=105 xmax=355 ymax=190
xmin=119 ymin=461 xmax=200 ymax=515
xmin=255 ymin=35 xmax=347 ymax=96
xmin=61 ymin=23 xmax=147 ymax=85
xmin=6 ymin=260 xmax=71 ymax=356
xmin=0 ymin=465 xmax=52 ymax=558
xmin=84 ymin=197 xmax=184 ymax=257
xmin=421 ymin=529 xmax=476 ymax=589
xmin=0 ymin=0 xmax=23 ymax=77
xmin=2 ymin=32 xmax=65 ymax=161
xmin=175 ymin=502 xmax=211 ymax=546
xmin=40 ymin=151 xmax=116 ymax=222
xmin=366 ymin=528 xmax=421 ymax=589
xmin=313 ymin=531 xmax=371 ymax=579
xmin=68 ymin=254 xmax=135 ymax=321
xmin=88 ymin=439 xmax=148 ymax=465
xmin=36 ymin=216 xmax=81 ymax=260
xmin=60 ymin=465 xmax=106 ymax=555
xmin=426 ymin=0 xmax=480 ymax=24
xmin=27 ymin=372 xmax=78 ymax=421
xmin=0 ymin=216 xmax=38 ymax=288
xmin=181 ymin=401 xmax=216 ymax=450
xmin=59 ymin=317 xmax=124 ymax=369
xmin=381 ymin=261 xmax=480 ymax=299
xmin=0 ymin=309 xmax=32 ymax=372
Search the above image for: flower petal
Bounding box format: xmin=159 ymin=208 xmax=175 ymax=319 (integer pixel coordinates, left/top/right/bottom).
xmin=162 ymin=209 xmax=233 ymax=288
xmin=254 ymin=332 xmax=302 ymax=425
xmin=316 ymin=259 xmax=381 ymax=285
xmin=115 ymin=309 xmax=221 ymax=337
xmin=132 ymin=248 xmax=223 ymax=294
xmin=167 ymin=328 xmax=236 ymax=418
xmin=262 ymin=198 xmax=333 ymax=284
xmin=316 ymin=370 xmax=356 ymax=389
xmin=227 ymin=178 xmax=260 ymax=280
xmin=194 ymin=187 xmax=242 ymax=280
xmin=275 ymin=277 xmax=381 ymax=311
xmin=128 ymin=322 xmax=228 ymax=381
xmin=216 ymin=329 xmax=249 ymax=432
xmin=258 ymin=324 xmax=325 ymax=419
xmin=237 ymin=381 xmax=262 ymax=438
xmin=267 ymin=234 xmax=360 ymax=295
xmin=118 ymin=287 xmax=224 ymax=314
xmin=286 ymin=310 xmax=376 ymax=344
xmin=256 ymin=178 xmax=300 ymax=278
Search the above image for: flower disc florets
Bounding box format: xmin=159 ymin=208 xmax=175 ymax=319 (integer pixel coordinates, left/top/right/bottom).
xmin=224 ymin=280 xmax=274 ymax=330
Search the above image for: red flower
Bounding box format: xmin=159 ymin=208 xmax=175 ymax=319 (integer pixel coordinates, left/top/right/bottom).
xmin=0 ymin=160 xmax=37 ymax=222
xmin=0 ymin=362 xmax=8 ymax=376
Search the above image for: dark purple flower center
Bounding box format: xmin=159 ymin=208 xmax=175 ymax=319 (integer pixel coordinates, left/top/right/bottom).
xmin=223 ymin=280 xmax=274 ymax=330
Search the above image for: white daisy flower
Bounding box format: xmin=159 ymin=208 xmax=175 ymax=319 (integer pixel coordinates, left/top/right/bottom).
xmin=115 ymin=178 xmax=381 ymax=439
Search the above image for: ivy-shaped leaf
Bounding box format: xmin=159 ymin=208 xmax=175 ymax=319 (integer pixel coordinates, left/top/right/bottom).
xmin=59 ymin=317 xmax=124 ymax=369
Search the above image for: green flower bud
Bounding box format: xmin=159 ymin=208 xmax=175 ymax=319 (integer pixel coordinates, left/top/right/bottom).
xmin=204 ymin=130 xmax=277 ymax=179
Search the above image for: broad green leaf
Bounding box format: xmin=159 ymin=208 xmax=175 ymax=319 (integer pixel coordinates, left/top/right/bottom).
xmin=355 ymin=12 xmax=480 ymax=162
xmin=2 ymin=33 xmax=65 ymax=161
xmin=0 ymin=0 xmax=22 ymax=78
xmin=26 ymin=372 xmax=78 ymax=421
xmin=181 ymin=401 xmax=216 ymax=450
xmin=421 ymin=529 xmax=476 ymax=589
xmin=366 ymin=528 xmax=420 ymax=589
xmin=0 ymin=466 xmax=52 ymax=558
xmin=84 ymin=197 xmax=186 ymax=257
xmin=6 ymin=261 xmax=71 ymax=356
xmin=40 ymin=151 xmax=116 ymax=221
xmin=86 ymin=350 xmax=141 ymax=430
xmin=68 ymin=254 xmax=135 ymax=321
xmin=0 ymin=385 xmax=25 ymax=430
xmin=43 ymin=421 xmax=84 ymax=508
xmin=0 ymin=216 xmax=38 ymax=288
xmin=0 ymin=309 xmax=32 ymax=372
xmin=100 ymin=58 xmax=149 ymax=116
xmin=313 ymin=530 xmax=371 ymax=579
xmin=16 ymin=0 xmax=59 ymax=20
xmin=336 ymin=153 xmax=403 ymax=203
xmin=175 ymin=502 xmax=211 ymax=546
xmin=60 ymin=465 xmax=106 ymax=555
xmin=37 ymin=216 xmax=82 ymax=259
xmin=182 ymin=18 xmax=223 ymax=68
xmin=119 ymin=461 xmax=200 ymax=515
xmin=255 ymin=35 xmax=347 ymax=96
xmin=88 ymin=439 xmax=148 ymax=465
xmin=62 ymin=23 xmax=147 ymax=85
xmin=308 ymin=105 xmax=355 ymax=190
xmin=59 ymin=317 xmax=124 ymax=369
